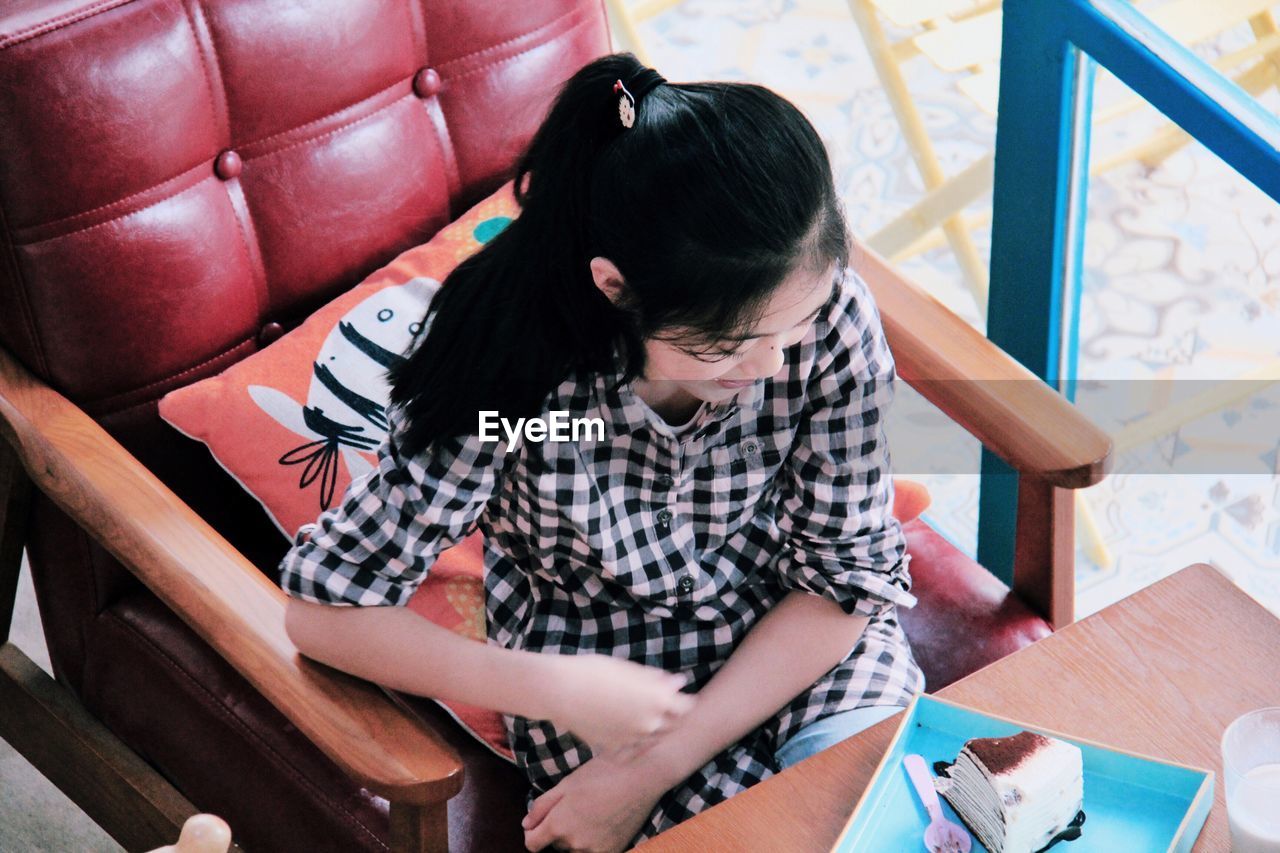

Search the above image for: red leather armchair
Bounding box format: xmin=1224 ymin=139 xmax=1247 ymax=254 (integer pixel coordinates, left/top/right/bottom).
xmin=0 ymin=1 xmax=1111 ymax=851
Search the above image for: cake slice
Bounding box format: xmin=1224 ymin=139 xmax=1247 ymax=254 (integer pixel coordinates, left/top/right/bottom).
xmin=934 ymin=730 xmax=1085 ymax=853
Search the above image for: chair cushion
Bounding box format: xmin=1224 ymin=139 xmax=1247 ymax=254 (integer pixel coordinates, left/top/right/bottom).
xmin=899 ymin=517 xmax=1052 ymax=690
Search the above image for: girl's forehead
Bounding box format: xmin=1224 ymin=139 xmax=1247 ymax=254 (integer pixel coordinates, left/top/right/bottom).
xmin=651 ymin=262 xmax=839 ymax=347
xmin=737 ymin=262 xmax=840 ymax=332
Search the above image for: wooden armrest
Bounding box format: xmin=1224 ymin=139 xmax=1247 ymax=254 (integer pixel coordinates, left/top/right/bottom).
xmin=0 ymin=345 xmax=462 ymax=806
xmin=855 ymin=243 xmax=1113 ymax=489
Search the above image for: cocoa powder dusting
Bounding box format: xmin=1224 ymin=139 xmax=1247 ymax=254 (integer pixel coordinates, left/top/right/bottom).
xmin=965 ymin=730 xmax=1053 ymax=775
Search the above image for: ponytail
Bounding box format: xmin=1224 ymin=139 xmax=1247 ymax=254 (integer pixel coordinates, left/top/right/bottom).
xmin=387 ymin=52 xmax=850 ymax=459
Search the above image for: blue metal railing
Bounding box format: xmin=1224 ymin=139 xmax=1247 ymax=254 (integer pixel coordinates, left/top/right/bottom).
xmin=979 ymin=0 xmax=1280 ymax=584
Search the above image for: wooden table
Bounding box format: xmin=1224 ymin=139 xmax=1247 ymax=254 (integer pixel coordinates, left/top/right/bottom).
xmin=637 ymin=562 xmax=1280 ymax=852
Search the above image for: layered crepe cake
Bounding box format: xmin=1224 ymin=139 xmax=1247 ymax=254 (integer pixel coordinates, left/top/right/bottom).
xmin=933 ymin=730 xmax=1086 ymax=853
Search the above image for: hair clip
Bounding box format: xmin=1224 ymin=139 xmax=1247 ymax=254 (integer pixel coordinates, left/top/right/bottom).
xmin=613 ymin=78 xmax=636 ymax=129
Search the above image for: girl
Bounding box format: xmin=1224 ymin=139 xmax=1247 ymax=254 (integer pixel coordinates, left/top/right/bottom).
xmin=280 ymin=53 xmax=925 ymax=852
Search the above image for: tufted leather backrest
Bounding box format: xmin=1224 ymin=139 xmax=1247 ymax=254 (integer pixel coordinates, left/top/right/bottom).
xmin=0 ymin=0 xmax=610 ymax=690
xmin=0 ymin=0 xmax=607 ymax=414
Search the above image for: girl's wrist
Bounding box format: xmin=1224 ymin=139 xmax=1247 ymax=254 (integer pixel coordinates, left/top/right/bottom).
xmin=629 ymin=727 xmax=704 ymax=792
xmin=507 ymin=649 xmax=572 ymax=722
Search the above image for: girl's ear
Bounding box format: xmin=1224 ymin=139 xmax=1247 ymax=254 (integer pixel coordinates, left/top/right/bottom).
xmin=589 ymin=256 xmax=627 ymax=305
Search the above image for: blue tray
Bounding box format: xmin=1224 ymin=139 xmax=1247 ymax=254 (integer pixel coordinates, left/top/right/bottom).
xmin=831 ymin=694 xmax=1214 ymax=853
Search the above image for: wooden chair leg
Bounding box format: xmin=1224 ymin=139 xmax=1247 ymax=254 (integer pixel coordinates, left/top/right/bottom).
xmin=1250 ymin=10 xmax=1280 ymax=76
xmin=847 ymin=0 xmax=991 ymax=312
xmin=389 ymin=801 xmax=450 ymax=853
xmin=1 ymin=440 xmax=233 ymax=850
xmin=0 ymin=435 xmax=33 ymax=643
xmin=867 ymin=152 xmax=995 ymax=259
xmin=5 ymin=439 xmax=453 ymax=852
xmin=0 ymin=643 xmax=206 ymax=850
xmin=1012 ymin=474 xmax=1075 ymax=630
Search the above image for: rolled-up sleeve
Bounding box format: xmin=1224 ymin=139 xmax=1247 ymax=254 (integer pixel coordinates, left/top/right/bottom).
xmin=278 ymin=403 xmax=508 ymax=607
xmin=771 ymin=268 xmax=918 ymax=618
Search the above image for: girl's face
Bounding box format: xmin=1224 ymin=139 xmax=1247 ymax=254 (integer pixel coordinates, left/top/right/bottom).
xmin=590 ymin=257 xmax=840 ymax=405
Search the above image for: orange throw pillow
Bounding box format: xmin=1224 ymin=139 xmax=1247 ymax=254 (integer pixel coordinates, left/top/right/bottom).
xmin=160 ymin=181 xmax=522 ymax=762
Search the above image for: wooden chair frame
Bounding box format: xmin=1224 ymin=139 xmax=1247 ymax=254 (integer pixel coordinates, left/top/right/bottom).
xmin=0 ymin=243 xmax=1111 ymax=851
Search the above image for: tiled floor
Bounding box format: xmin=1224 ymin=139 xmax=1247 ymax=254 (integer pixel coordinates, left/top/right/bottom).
xmin=5 ymin=1 xmax=1279 ymax=847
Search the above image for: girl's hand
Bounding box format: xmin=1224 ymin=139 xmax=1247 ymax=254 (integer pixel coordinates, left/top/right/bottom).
xmin=522 ymin=751 xmax=668 ymax=853
xmin=545 ymin=654 xmax=694 ymax=758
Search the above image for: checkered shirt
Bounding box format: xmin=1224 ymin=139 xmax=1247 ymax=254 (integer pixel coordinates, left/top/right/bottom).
xmin=278 ymin=266 xmax=925 ymax=845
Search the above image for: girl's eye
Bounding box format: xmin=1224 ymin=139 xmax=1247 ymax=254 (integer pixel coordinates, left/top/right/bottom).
xmin=679 ymin=343 xmax=747 ymax=362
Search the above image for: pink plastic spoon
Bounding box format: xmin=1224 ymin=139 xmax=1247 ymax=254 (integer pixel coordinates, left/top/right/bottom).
xmin=904 ymin=753 xmax=972 ymax=853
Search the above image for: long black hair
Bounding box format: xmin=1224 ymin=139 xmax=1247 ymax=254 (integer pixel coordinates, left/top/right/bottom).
xmin=386 ymin=52 xmax=851 ymax=459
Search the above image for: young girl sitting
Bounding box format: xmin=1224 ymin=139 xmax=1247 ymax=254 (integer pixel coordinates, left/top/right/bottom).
xmin=279 ymin=52 xmax=925 ymax=852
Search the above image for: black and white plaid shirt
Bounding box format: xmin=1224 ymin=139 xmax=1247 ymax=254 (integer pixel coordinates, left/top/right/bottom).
xmin=278 ymin=266 xmax=925 ymax=844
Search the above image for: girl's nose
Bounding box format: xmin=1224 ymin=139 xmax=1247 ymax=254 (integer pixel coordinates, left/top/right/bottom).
xmin=744 ymin=339 xmax=785 ymax=378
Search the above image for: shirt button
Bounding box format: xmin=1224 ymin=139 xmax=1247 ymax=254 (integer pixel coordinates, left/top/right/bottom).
xmin=657 ymin=508 xmax=673 ymax=528
xmin=657 ymin=473 xmax=674 ymax=488
xmin=677 ymin=575 xmax=694 ymax=593
xmin=744 ymin=441 xmax=758 ymax=455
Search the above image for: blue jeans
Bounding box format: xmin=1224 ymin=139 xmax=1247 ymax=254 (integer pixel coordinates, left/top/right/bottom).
xmin=774 ymin=704 xmax=905 ymax=770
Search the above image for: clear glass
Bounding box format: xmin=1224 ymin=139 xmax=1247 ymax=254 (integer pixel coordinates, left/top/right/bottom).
xmin=1223 ymin=707 xmax=1280 ymax=852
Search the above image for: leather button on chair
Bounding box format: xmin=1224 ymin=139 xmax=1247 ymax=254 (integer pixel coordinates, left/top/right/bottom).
xmin=214 ymin=150 xmax=242 ymax=180
xmin=257 ymin=322 xmax=284 ymax=347
xmin=413 ymin=67 xmax=442 ymax=98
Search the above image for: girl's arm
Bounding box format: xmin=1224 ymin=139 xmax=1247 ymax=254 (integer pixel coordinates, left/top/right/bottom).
xmin=521 ymin=589 xmax=873 ymax=851
xmin=625 ymin=589 xmax=869 ymax=786
xmin=286 ymin=598 xmax=561 ymax=718
xmin=285 ymin=597 xmax=694 ymax=752
xmin=280 ymin=403 xmax=692 ymax=753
